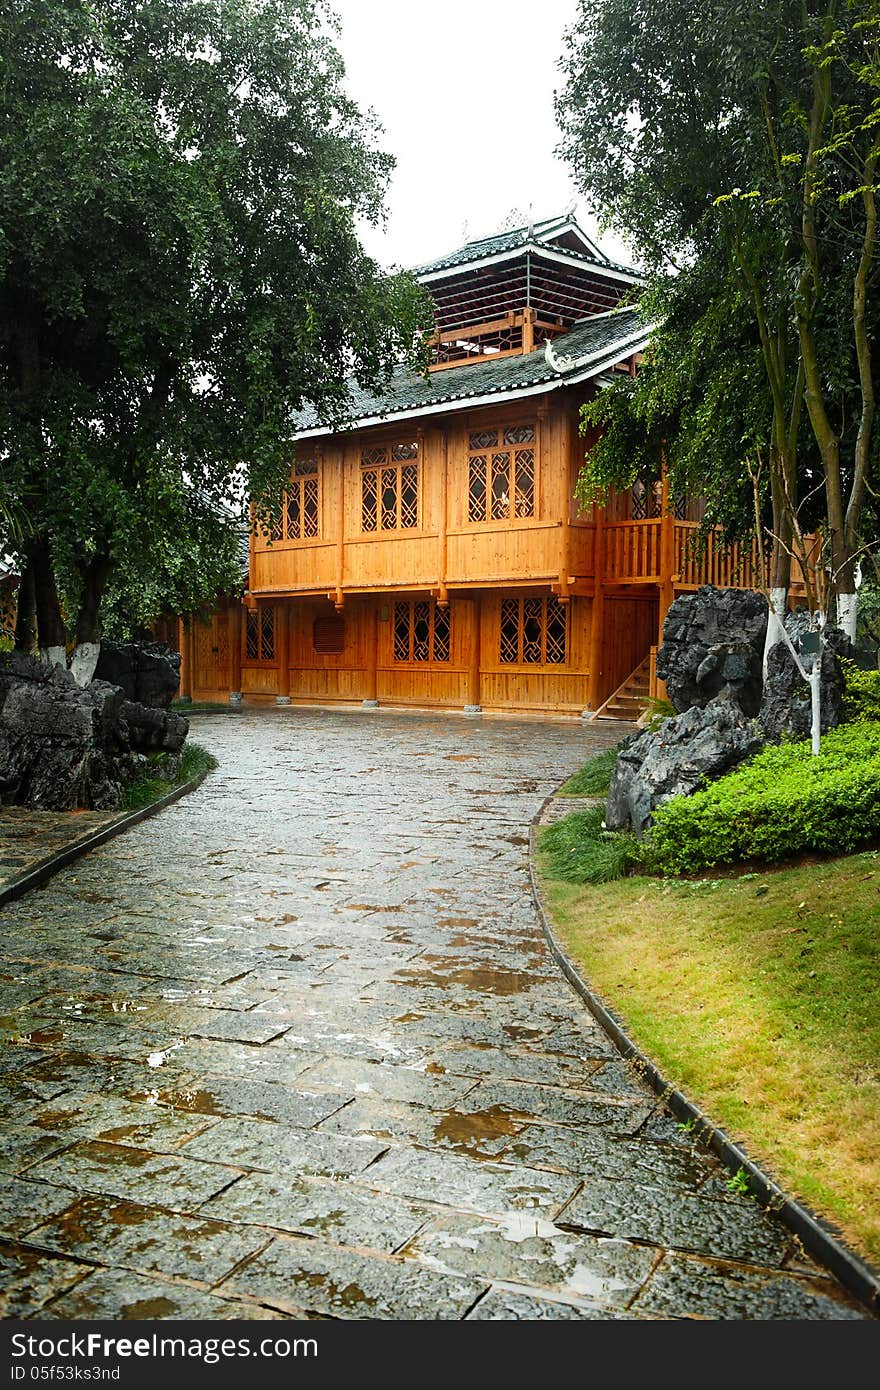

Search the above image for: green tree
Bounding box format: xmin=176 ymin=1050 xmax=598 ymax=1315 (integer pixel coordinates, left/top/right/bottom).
xmin=0 ymin=0 xmax=428 ymax=679
xmin=557 ymin=0 xmax=880 ymax=640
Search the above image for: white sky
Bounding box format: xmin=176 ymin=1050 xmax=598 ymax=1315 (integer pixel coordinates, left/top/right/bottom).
xmin=331 ymin=0 xmax=636 ymax=272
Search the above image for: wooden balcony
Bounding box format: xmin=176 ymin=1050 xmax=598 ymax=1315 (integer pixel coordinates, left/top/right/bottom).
xmin=604 ymin=517 xmax=768 ymax=591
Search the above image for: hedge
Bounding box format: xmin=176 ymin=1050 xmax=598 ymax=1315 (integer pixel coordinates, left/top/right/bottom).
xmin=645 ymin=721 xmax=880 ymax=873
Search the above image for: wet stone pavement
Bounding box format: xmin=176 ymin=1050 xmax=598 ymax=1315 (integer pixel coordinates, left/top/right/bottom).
xmin=0 ymin=707 xmax=870 ymax=1321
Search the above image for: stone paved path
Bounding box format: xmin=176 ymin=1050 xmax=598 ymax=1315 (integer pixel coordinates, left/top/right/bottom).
xmin=0 ymin=807 xmax=117 ymax=896
xmin=0 ymin=708 xmax=869 ymax=1320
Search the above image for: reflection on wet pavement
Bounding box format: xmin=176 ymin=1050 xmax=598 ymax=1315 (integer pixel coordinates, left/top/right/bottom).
xmin=0 ymin=707 xmax=870 ymax=1319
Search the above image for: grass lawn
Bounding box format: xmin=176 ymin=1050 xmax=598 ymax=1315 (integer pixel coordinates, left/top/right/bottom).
xmin=537 ymin=839 xmax=880 ymax=1267
xmin=122 ymin=742 xmax=217 ymax=811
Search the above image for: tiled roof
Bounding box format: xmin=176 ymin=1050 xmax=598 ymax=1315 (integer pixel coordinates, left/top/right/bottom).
xmin=413 ymin=213 xmax=638 ymax=280
xmin=291 ymin=308 xmax=648 ymax=438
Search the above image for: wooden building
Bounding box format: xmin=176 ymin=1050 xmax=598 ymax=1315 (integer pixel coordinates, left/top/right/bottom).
xmin=181 ymin=213 xmax=764 ymax=719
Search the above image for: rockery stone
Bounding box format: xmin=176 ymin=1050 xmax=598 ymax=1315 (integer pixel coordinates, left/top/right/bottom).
xmin=656 ymin=586 xmax=768 ymax=716
xmin=759 ymin=612 xmax=853 ymax=742
xmin=605 ymin=695 xmax=764 ymax=835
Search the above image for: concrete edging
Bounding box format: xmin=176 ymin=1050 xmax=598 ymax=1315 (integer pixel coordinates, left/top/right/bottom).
xmin=528 ymin=796 xmax=880 ymax=1317
xmin=0 ymin=770 xmax=209 ymax=909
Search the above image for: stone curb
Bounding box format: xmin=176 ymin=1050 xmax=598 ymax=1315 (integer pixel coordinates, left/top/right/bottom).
xmin=0 ymin=770 xmax=209 ymax=910
xmin=528 ymin=796 xmax=880 ymax=1318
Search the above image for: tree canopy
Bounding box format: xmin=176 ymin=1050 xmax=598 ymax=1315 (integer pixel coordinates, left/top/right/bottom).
xmin=0 ymin=0 xmax=428 ymax=668
xmin=557 ymin=0 xmax=880 ymax=635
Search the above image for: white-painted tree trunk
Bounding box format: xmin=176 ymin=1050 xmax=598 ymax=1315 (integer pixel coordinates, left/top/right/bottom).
xmin=836 ymin=591 xmax=858 ymax=642
xmin=40 ymin=646 xmax=66 ymax=671
xmin=70 ymin=642 xmax=100 ymax=687
xmin=762 ymin=587 xmax=788 ymax=681
xmin=810 ymin=656 xmax=822 ymax=757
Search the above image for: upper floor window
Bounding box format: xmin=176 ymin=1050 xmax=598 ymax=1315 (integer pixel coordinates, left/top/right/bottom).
xmin=393 ymin=600 xmax=450 ymax=663
xmin=272 ymin=457 xmax=320 ymax=540
xmin=361 ymin=442 xmax=419 ymax=532
xmin=245 ymin=606 xmax=275 ymax=661
xmin=468 ymin=425 xmax=535 ymax=523
xmin=499 ymin=595 xmax=567 ymax=666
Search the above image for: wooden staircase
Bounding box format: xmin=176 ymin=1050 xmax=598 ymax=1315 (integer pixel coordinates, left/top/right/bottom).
xmin=589 ymin=656 xmax=651 ymax=723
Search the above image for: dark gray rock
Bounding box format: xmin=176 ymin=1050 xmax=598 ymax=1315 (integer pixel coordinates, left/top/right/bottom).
xmin=758 ymin=613 xmax=853 ymax=742
xmin=121 ymin=700 xmax=188 ymax=762
xmin=0 ymin=656 xmax=140 ymax=810
xmin=605 ymin=695 xmax=764 ymax=835
xmin=656 ymin=586 xmax=768 ymax=716
xmin=0 ymin=652 xmax=189 ymax=810
xmin=94 ymin=641 xmax=180 ymax=709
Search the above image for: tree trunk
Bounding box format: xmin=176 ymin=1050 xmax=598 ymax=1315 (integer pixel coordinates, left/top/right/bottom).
xmin=763 ymin=443 xmax=795 ymax=676
xmin=71 ymin=554 xmax=111 ymax=686
xmin=13 ymin=556 xmax=36 ymax=654
xmin=31 ymin=536 xmax=66 ymax=668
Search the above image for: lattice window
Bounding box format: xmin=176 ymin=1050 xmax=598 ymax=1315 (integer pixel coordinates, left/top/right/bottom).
xmin=392 ymin=600 xmax=451 ymax=663
xmin=468 ymin=425 xmax=535 ymax=522
xmin=287 ymin=458 xmax=319 ymax=539
xmin=271 ymin=458 xmax=320 ymax=540
xmin=361 ymin=442 xmax=419 ymax=532
xmin=631 ymin=474 xmax=662 ymax=520
xmin=498 ymin=596 xmax=567 ymax=665
xmin=245 ymin=606 xmax=275 ymax=661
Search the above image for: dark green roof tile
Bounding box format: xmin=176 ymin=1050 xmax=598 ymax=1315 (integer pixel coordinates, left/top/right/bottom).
xmin=292 ymin=308 xmax=647 ymax=437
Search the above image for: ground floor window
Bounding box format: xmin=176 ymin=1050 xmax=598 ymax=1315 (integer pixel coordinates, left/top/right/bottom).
xmin=245 ymin=606 xmax=275 ymax=661
xmin=393 ymin=599 xmax=450 ymax=662
xmin=499 ymin=595 xmax=567 ymax=665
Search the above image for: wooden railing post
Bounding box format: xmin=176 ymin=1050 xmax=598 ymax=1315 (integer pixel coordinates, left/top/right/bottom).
xmin=466 ymin=593 xmax=482 ymax=713
xmin=275 ymin=601 xmax=291 ymax=705
xmin=178 ymin=616 xmax=192 ymax=701
xmin=437 ymin=427 xmax=448 ymax=606
xmin=658 ymin=454 xmax=674 ymax=643
xmin=363 ymin=601 xmax=379 ymax=708
xmin=229 ymin=601 xmax=242 ymax=704
xmin=588 ymin=499 xmax=606 ymax=712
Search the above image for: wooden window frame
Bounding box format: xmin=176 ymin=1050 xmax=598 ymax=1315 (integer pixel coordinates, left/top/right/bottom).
xmin=467 ymin=422 xmax=537 ymax=525
xmin=392 ymin=599 xmax=451 ymax=664
xmin=360 ymin=440 xmax=420 ymax=534
xmin=243 ymin=605 xmax=276 ymax=664
xmin=271 ymin=457 xmax=322 ymax=542
xmin=498 ymin=595 xmax=568 ymax=667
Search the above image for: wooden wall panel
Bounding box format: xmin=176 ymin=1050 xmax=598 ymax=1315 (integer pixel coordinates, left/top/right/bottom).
xmin=445 ymin=523 xmax=564 ymax=585
xmin=599 ymin=596 xmax=658 ymax=702
xmin=377 ymin=668 xmax=467 ymax=706
xmin=241 ymin=666 xmax=279 ymax=695
xmin=343 ymin=535 xmax=439 ymax=589
xmin=252 ymin=542 xmax=336 ymax=593
xmin=475 ymin=594 xmax=593 ymax=712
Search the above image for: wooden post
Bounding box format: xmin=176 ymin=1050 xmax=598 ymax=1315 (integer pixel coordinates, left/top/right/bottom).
xmin=522 ymin=307 xmax=536 ymax=355
xmin=363 ymin=601 xmax=379 ymax=707
xmin=275 ymin=601 xmax=291 ymax=704
xmin=333 ymin=444 xmax=345 ymax=611
xmin=587 ymin=502 xmax=606 ymax=712
xmin=556 ymin=403 xmax=571 ymax=602
xmin=466 ymin=592 xmax=482 ymax=712
xmin=658 ymin=451 xmax=674 ymax=644
xmin=437 ymin=427 xmax=448 ymax=606
xmin=178 ymin=616 xmax=193 ymax=701
xmin=229 ymin=600 xmax=242 ymax=704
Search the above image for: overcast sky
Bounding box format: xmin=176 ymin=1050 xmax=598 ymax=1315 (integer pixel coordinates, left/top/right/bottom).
xmin=330 ymin=0 xmax=635 ymax=272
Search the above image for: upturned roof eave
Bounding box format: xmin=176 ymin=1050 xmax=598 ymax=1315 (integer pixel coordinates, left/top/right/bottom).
xmin=416 ymin=239 xmax=643 ymax=289
xmin=290 ymin=326 xmax=652 ymax=443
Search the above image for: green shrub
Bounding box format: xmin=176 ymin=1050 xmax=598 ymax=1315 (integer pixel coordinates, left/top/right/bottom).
xmin=122 ymin=741 xmax=217 ymax=811
xmin=645 ymin=721 xmax=880 ymax=873
xmin=641 ymin=696 xmax=676 ymax=732
xmin=842 ymin=659 xmax=880 ymax=723
xmin=558 ymin=746 xmax=619 ymax=796
xmin=539 ymin=805 xmax=642 ymax=884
